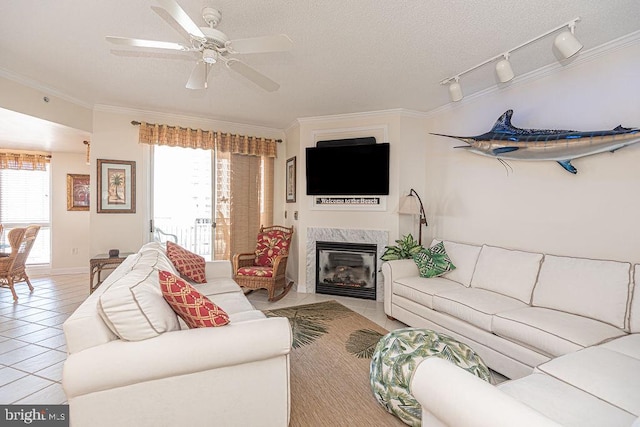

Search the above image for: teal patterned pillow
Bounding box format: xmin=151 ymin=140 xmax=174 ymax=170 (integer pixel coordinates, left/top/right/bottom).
xmin=412 ymin=241 xmax=456 ymax=278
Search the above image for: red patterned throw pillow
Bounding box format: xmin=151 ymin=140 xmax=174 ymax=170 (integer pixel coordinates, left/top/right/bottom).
xmin=254 ymin=229 xmax=292 ymax=267
xmin=166 ymin=241 xmax=206 ymax=284
xmin=159 ymin=270 xmax=229 ymax=328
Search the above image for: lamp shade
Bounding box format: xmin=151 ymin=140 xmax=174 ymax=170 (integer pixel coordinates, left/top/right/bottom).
xmin=449 ymin=81 xmax=463 ymax=102
xmin=495 ymin=58 xmax=514 ymax=83
xmin=397 ymin=194 xmax=420 ymax=216
xmin=554 ymin=30 xmax=583 ymax=59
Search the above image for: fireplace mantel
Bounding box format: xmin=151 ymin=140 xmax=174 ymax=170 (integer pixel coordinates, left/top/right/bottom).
xmin=306 ymin=227 xmax=389 ymax=302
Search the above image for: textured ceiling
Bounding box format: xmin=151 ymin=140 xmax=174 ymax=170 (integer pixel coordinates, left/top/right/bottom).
xmin=1 ymin=1 xmax=639 ymax=152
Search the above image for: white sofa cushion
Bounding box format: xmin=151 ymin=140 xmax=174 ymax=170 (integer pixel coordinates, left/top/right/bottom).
xmin=599 ymin=334 xmax=640 ymax=360
xmin=629 ymin=265 xmax=640 ymax=333
xmin=532 ymin=255 xmax=631 ymax=329
xmin=498 ymin=373 xmax=637 ymax=427
xmin=195 ymin=278 xmax=243 ymax=296
xmin=470 ymin=245 xmax=543 ymax=303
xmin=492 ymin=307 xmax=626 ymax=357
xmin=393 ymin=276 xmax=464 ymax=309
xmin=537 ymin=346 xmax=640 ymax=416
xmin=208 ymin=291 xmax=257 ymax=316
xmin=431 ymin=239 xmax=482 ymax=287
xmin=433 ymin=288 xmax=527 ymax=332
xmin=98 ymin=266 xmax=181 ymax=341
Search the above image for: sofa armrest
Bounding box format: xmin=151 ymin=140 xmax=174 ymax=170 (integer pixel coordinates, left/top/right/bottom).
xmin=63 ymin=316 xmax=292 ymax=398
xmin=382 ymin=259 xmax=419 ymax=281
xmin=410 ymin=358 xmax=561 ymax=427
xmin=205 ymin=260 xmax=233 ymax=279
xmin=382 ymin=259 xmax=419 ymax=315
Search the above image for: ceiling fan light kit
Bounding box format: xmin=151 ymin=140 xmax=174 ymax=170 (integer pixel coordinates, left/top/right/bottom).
xmin=202 ymin=48 xmax=217 ymax=64
xmin=105 ymin=0 xmax=292 ymax=91
xmin=441 ymin=17 xmax=582 ymax=102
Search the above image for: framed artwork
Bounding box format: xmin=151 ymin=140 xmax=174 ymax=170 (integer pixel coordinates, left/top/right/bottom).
xmin=286 ymin=156 xmax=296 ymax=203
xmin=66 ymin=174 xmax=90 ymax=211
xmin=97 ymin=159 xmax=136 ymax=213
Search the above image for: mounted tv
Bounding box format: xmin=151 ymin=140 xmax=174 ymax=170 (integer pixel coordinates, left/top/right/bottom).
xmin=306 ymin=142 xmax=390 ymax=195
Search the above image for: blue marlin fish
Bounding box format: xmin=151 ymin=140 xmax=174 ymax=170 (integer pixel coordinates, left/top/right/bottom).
xmin=432 ymin=110 xmax=640 ymax=173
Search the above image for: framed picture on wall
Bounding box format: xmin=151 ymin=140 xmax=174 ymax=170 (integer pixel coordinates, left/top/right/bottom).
xmin=97 ymin=159 xmax=136 ymax=213
xmin=66 ymin=174 xmax=90 ymax=211
xmin=286 ymin=156 xmax=296 ymax=203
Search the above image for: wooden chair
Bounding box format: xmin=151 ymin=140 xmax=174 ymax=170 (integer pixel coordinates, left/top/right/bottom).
xmin=0 ymin=225 xmax=41 ymax=301
xmin=232 ymin=225 xmax=294 ymax=302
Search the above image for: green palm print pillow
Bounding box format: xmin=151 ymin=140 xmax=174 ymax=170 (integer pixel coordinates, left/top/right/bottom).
xmin=412 ymin=241 xmax=456 ymax=278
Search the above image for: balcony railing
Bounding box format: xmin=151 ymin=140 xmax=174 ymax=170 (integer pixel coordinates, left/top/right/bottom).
xmin=153 ymin=218 xmax=215 ymax=261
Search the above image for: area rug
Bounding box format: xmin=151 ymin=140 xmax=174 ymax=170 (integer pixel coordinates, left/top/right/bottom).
xmin=264 ymin=300 xmax=406 ymax=427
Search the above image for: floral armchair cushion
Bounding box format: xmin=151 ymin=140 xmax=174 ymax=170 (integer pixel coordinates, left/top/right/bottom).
xmin=254 ymin=229 xmax=292 ymax=267
xmin=236 ymin=266 xmax=274 ymax=277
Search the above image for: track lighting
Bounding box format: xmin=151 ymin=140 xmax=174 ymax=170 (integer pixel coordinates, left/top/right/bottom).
xmin=448 ymin=77 xmax=463 ymax=102
xmin=554 ymin=23 xmax=583 ymax=59
xmin=441 ymin=17 xmax=581 ymax=102
xmin=495 ymin=54 xmax=514 ymax=83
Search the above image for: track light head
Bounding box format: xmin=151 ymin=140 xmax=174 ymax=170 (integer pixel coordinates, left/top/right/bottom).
xmin=554 ymin=24 xmax=583 ymax=59
xmin=449 ymin=78 xmax=463 ymax=102
xmin=495 ymin=54 xmax=514 ymax=83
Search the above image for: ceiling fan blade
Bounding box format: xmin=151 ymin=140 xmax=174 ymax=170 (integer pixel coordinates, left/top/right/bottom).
xmin=227 ymin=34 xmax=293 ymax=54
xmin=225 ymin=59 xmax=280 ymax=92
xmin=106 ymin=36 xmax=190 ymax=51
xmin=186 ymin=61 xmax=209 ymax=90
xmin=156 ymin=0 xmax=205 ymax=40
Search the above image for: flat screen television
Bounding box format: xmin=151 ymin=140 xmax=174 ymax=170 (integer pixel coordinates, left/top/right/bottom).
xmin=305 ymin=142 xmax=390 ymax=195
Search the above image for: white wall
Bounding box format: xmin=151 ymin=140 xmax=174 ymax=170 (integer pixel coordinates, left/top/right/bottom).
xmin=89 ymin=107 xmax=286 ymax=257
xmin=50 ymin=152 xmax=90 ymax=272
xmin=421 ymin=37 xmax=640 ymax=262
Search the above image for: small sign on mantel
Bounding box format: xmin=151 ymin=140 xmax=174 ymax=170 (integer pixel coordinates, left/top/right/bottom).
xmin=311 ymin=196 xmax=387 ymax=211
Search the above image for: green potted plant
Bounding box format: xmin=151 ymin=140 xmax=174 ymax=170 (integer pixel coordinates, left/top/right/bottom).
xmin=380 ymin=234 xmax=423 ymax=261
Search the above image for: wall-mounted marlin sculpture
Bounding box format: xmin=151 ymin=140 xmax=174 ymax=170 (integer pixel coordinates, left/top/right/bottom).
xmin=432 ymin=110 xmax=640 ymax=174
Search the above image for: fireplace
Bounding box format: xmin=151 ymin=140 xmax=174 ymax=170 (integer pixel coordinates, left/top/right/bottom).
xmin=315 ymin=241 xmax=377 ymax=300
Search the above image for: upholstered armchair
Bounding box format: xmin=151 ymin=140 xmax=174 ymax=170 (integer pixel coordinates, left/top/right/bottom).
xmin=0 ymin=225 xmax=41 ymax=301
xmin=232 ymin=225 xmax=294 ymax=302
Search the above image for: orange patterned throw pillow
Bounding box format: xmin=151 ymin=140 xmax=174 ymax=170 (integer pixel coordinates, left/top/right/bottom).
xmin=254 ymin=229 xmax=292 ymax=267
xmin=159 ymin=270 xmax=229 ymax=328
xmin=166 ymin=241 xmax=207 ymax=284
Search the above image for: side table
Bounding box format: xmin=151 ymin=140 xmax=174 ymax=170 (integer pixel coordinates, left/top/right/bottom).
xmin=89 ymin=253 xmax=133 ymax=294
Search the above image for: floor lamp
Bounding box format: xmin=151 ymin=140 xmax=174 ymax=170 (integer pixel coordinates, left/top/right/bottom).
xmin=397 ymin=189 xmax=427 ymax=245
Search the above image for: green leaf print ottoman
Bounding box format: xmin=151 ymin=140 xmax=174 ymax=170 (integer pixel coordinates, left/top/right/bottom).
xmin=370 ymin=328 xmax=491 ymax=426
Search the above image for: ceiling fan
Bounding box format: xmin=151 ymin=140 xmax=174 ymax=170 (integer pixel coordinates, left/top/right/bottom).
xmin=105 ymin=0 xmax=293 ymax=91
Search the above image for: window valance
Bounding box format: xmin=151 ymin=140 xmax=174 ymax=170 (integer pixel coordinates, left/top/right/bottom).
xmin=0 ymin=152 xmax=51 ymax=171
xmin=136 ymin=121 xmax=278 ymax=158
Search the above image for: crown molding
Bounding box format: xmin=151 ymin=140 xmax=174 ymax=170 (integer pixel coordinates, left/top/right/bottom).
xmin=296 ymin=108 xmax=429 ymax=124
xmin=93 ymin=104 xmax=285 ymax=138
xmin=0 ymin=67 xmax=93 ymax=110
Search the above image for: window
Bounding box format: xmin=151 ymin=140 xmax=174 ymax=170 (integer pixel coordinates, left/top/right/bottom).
xmin=0 ymin=167 xmax=51 ymax=264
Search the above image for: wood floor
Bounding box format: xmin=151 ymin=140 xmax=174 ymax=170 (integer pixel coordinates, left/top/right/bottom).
xmin=0 ymin=273 xmax=407 ymax=404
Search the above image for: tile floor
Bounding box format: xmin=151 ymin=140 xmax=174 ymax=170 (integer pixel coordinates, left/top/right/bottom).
xmin=0 ymin=273 xmax=407 ymax=404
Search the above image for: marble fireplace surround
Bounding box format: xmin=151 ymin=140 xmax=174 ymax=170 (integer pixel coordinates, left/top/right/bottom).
xmin=306 ymin=227 xmax=389 ymax=302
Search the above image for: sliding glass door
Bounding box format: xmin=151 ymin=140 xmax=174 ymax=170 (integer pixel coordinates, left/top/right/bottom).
xmin=151 ymin=143 xmax=274 ymax=261
xmin=152 ymin=145 xmax=214 ymax=260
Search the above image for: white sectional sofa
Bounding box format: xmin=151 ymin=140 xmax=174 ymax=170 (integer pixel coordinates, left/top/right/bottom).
xmin=62 ymin=242 xmax=292 ymax=427
xmin=382 ymin=239 xmax=640 ymax=426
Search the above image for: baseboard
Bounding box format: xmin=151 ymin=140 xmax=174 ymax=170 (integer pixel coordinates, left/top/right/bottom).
xmin=27 ymin=265 xmax=89 ymax=277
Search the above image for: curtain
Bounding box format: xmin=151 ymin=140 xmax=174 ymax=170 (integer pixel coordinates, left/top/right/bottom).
xmin=0 ymin=153 xmax=50 ymax=171
xmin=213 ymin=152 xmax=274 ymax=260
xmin=138 ymin=122 xmax=277 ymax=157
